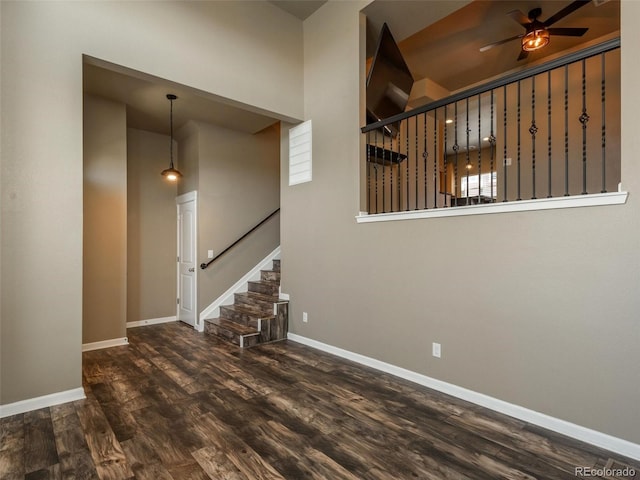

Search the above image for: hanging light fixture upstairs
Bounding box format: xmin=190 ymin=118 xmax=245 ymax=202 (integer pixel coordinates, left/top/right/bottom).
xmin=161 ymin=94 xmax=182 ymax=181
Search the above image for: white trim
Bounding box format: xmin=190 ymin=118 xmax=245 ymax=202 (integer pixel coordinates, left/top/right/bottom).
xmin=279 ymin=292 xmax=290 ymax=301
xmin=356 ymin=191 xmax=628 ymax=224
xmin=199 ymin=246 xmax=281 ymax=322
xmin=176 ymin=190 xmax=197 ymax=203
xmin=176 ymin=191 xmax=199 ymax=331
xmin=0 ymin=388 xmax=86 ymax=418
xmin=127 ymin=316 xmax=177 ymax=328
xmin=287 ymin=333 xmax=640 ymax=461
xmin=82 ymin=337 xmax=129 ymax=352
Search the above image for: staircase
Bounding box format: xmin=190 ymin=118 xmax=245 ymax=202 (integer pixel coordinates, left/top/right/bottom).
xmin=204 ymin=259 xmax=288 ymax=348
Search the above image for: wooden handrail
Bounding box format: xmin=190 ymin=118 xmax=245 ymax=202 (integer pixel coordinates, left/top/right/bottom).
xmin=200 ymin=208 xmax=280 ymax=270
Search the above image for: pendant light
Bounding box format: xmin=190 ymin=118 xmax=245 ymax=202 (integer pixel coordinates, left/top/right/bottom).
xmin=161 ymin=94 xmax=182 ymax=181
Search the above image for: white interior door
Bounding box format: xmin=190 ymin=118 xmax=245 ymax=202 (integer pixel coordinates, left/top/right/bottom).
xmin=177 ymin=192 xmax=197 ymax=328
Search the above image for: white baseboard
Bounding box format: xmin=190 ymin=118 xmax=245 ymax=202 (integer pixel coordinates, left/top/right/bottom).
xmin=0 ymin=387 xmax=86 ymax=418
xmin=127 ymin=316 xmax=176 ymax=329
xmin=287 ymin=333 xmax=640 ymax=461
xmin=82 ymin=337 xmax=129 ymax=352
xmin=199 ymin=246 xmax=281 ymax=322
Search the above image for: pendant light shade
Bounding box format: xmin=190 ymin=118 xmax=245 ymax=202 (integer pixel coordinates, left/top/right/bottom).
xmin=161 ymin=94 xmax=182 ymax=181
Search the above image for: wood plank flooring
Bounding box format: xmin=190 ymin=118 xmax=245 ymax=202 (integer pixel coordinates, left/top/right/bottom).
xmin=1 ymin=321 xmax=638 ymax=479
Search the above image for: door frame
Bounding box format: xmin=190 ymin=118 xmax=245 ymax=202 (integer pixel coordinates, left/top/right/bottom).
xmin=176 ymin=190 xmax=199 ymax=331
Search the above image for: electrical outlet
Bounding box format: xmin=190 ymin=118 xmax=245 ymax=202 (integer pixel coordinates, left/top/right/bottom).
xmin=207 ymin=250 xmax=214 ymax=259
xmin=432 ymin=342 xmax=441 ymax=358
xmin=302 ymin=312 xmax=308 ymax=323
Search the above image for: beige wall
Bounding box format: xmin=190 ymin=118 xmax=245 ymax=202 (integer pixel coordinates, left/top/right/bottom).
xmin=196 ymin=122 xmax=280 ymax=313
xmin=127 ymin=128 xmax=177 ymax=323
xmin=0 ymin=1 xmax=302 ymax=405
xmin=279 ymin=0 xmax=640 ymax=445
xmin=83 ymin=95 xmax=127 ymax=345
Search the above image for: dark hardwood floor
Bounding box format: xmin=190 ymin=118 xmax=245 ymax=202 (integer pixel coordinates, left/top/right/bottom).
xmin=1 ymin=321 xmax=638 ymax=479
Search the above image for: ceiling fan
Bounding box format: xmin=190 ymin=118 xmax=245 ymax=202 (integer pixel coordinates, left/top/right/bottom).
xmin=480 ymin=0 xmax=590 ymax=61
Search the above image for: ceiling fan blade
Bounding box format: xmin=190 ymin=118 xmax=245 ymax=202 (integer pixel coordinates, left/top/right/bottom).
xmin=517 ymin=49 xmax=529 ymax=62
xmin=480 ymin=34 xmax=524 ymax=52
xmin=547 ymin=27 xmax=589 ymax=37
xmin=508 ymin=9 xmax=532 ymax=27
xmin=543 ymin=0 xmax=590 ymax=27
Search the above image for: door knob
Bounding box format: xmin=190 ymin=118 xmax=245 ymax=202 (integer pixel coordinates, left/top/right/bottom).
xmin=188 ymin=267 xmax=195 ymax=272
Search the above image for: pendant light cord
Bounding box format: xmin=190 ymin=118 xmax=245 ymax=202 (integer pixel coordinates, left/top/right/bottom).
xmin=169 ymin=97 xmax=175 ymax=169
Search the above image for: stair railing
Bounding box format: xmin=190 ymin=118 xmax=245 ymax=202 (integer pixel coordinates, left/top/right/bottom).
xmin=362 ymin=38 xmax=620 ymax=213
xmin=200 ymin=208 xmax=280 ymax=270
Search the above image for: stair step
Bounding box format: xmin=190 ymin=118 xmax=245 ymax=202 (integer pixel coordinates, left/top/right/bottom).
xmin=248 ymin=280 xmax=279 ymax=296
xmin=234 ymin=291 xmax=278 ymax=310
xmin=220 ymin=304 xmax=274 ymax=327
xmin=204 ymin=318 xmax=260 ymax=348
xmin=260 ymin=269 xmax=281 ymax=282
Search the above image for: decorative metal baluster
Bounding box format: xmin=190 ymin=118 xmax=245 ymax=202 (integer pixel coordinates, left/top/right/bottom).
xmin=530 ymin=76 xmax=538 ymax=199
xmin=580 ymin=59 xmax=590 ymax=194
xmin=390 ymin=128 xmax=394 ymax=211
xmin=367 ymin=131 xmax=371 ymax=213
xmin=444 ymin=104 xmax=449 ymax=206
xmin=564 ymin=64 xmax=569 ymax=196
xmin=382 ymin=127 xmax=387 ymax=212
xmin=453 ymin=102 xmax=460 ymax=206
xmin=415 ymin=115 xmax=419 ymax=210
xmin=503 ymin=85 xmax=508 ymax=202
xmin=601 ymin=52 xmax=607 ymax=193
xmin=547 ymin=70 xmax=552 ymax=198
xmin=517 ymin=80 xmax=522 ymax=201
xmin=374 ymin=129 xmax=379 ymax=213
xmin=489 ymin=90 xmax=495 ymax=202
xmin=477 ymin=93 xmax=482 ymax=204
xmin=423 ymin=112 xmax=428 ymax=209
xmin=397 ymin=122 xmax=402 ymax=210
xmin=465 ymin=97 xmax=470 ymax=205
xmin=406 ymin=119 xmax=410 ymax=211
xmin=433 ymin=109 xmax=438 ymax=208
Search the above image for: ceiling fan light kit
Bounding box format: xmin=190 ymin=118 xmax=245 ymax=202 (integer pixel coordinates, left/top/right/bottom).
xmin=480 ymin=0 xmax=590 ymax=60
xmin=522 ymin=28 xmax=550 ymax=52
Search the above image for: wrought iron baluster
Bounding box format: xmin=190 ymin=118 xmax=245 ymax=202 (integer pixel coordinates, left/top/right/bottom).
xmin=390 ymin=128 xmax=394 ymax=211
xmin=367 ymin=131 xmax=371 ymax=213
xmin=397 ymin=122 xmax=402 ymax=210
xmin=580 ymin=59 xmax=590 ymax=194
xmin=465 ymin=97 xmax=470 ymax=205
xmin=374 ymin=130 xmax=379 ymax=213
xmin=433 ymin=109 xmax=438 ymax=208
xmin=444 ymin=104 xmax=449 ymax=206
xmin=601 ymin=52 xmax=607 ymax=193
xmin=477 ymin=93 xmax=482 ymax=204
xmin=415 ymin=115 xmax=419 ymax=210
xmin=490 ymin=89 xmax=495 ymax=202
xmin=382 ymin=127 xmax=387 ymax=212
xmin=564 ymin=64 xmax=569 ymax=196
xmin=423 ymin=112 xmax=428 ymax=209
xmin=517 ymin=80 xmax=522 ymax=201
xmin=406 ymin=119 xmax=410 ymax=211
xmin=503 ymin=85 xmax=508 ymax=202
xmin=547 ymin=70 xmax=552 ymax=198
xmin=530 ymin=76 xmax=538 ymax=199
xmin=453 ymin=102 xmax=459 ymax=206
